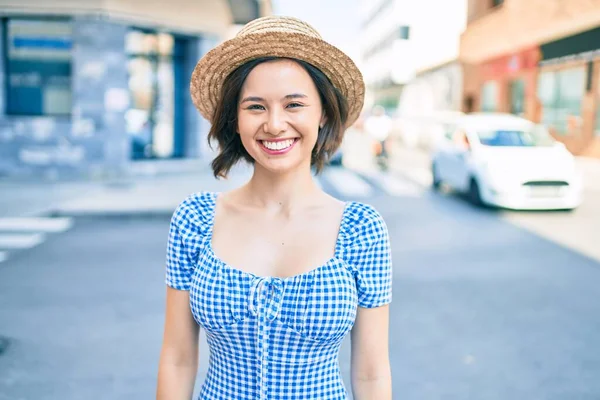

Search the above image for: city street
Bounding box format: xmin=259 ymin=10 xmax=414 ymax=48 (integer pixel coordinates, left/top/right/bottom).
xmin=388 ymin=140 xmax=600 ymax=263
xmin=1 ymin=158 xmax=599 ymax=399
xmin=1 ymin=1 xmax=600 ymax=399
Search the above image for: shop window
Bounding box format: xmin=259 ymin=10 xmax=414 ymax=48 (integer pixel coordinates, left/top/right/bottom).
xmin=537 ymin=67 xmax=585 ymax=135
xmin=596 ymin=66 xmax=600 ymax=136
xmin=3 ymin=18 xmax=72 ymax=116
xmin=481 ymin=81 xmax=498 ymax=112
xmin=125 ymin=29 xmax=187 ymax=160
xmin=509 ymin=78 xmax=525 ymax=117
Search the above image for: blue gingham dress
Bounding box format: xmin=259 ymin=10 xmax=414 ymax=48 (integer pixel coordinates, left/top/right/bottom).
xmin=165 ymin=191 xmax=392 ymax=399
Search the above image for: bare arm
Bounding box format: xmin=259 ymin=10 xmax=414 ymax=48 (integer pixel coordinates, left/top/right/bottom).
xmin=351 ymin=304 xmax=392 ymax=400
xmin=156 ymin=287 xmax=200 ymax=400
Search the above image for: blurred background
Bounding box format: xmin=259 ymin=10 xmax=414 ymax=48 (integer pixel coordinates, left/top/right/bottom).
xmin=1 ymin=0 xmax=600 ymax=399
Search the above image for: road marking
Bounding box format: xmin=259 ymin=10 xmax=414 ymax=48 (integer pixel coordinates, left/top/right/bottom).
xmin=362 ymin=171 xmax=424 ymax=197
xmin=0 ymin=233 xmax=46 ymax=249
xmin=0 ymin=217 xmax=73 ymax=233
xmin=322 ymin=168 xmax=374 ymax=197
xmin=0 ymin=252 xmax=6 ymax=263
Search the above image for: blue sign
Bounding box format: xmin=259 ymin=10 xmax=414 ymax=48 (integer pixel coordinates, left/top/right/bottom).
xmin=12 ymin=37 xmax=72 ymax=50
xmin=6 ymin=20 xmax=72 ymax=115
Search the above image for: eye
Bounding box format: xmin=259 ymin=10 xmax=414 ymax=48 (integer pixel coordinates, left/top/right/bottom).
xmin=286 ymin=102 xmax=304 ymax=109
xmin=246 ymin=104 xmax=265 ymax=110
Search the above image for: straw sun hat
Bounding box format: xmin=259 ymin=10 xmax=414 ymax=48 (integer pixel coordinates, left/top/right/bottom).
xmin=190 ymin=15 xmax=365 ymax=128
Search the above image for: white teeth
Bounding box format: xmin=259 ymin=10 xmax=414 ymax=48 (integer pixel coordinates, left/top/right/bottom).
xmin=262 ymin=139 xmax=295 ymax=151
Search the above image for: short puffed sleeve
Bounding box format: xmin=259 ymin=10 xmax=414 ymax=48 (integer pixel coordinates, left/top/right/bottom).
xmin=343 ymin=203 xmax=392 ymax=308
xmin=165 ymin=192 xmax=213 ymax=290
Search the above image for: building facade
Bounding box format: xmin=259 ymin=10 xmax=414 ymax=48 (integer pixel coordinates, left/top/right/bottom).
xmin=395 ymin=60 xmax=464 ymax=149
xmin=0 ymin=0 xmax=269 ymax=179
xmin=359 ymin=0 xmax=415 ymax=111
xmin=460 ymin=0 xmax=600 ymax=157
xmin=395 ymin=0 xmax=467 ymax=114
xmin=393 ymin=0 xmax=467 ymax=148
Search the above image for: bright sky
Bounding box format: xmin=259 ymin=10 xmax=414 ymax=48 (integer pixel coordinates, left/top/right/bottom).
xmin=272 ymin=0 xmax=361 ymax=61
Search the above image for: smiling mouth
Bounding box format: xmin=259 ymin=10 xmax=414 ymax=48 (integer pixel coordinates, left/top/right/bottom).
xmin=260 ymin=138 xmax=298 ymax=151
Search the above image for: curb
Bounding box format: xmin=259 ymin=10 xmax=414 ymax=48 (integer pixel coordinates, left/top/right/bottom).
xmin=49 ymin=208 xmax=176 ymax=219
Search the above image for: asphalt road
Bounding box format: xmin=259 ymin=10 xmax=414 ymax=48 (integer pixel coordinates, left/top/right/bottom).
xmin=1 ymin=171 xmax=599 ymax=400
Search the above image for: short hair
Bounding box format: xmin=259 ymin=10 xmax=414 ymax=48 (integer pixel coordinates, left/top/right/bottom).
xmin=207 ymin=57 xmax=349 ymax=179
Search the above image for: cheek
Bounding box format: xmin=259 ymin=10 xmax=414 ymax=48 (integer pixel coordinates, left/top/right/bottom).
xmin=236 ymin=113 xmax=252 ymax=133
xmin=291 ymin=111 xmax=321 ymax=134
xmin=236 ymin=114 xmax=260 ymax=142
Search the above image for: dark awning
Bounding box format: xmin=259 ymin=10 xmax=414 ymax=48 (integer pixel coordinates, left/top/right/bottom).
xmin=541 ymin=26 xmax=600 ymax=63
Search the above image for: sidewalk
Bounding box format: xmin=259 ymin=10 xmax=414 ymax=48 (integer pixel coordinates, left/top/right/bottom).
xmin=55 ymin=167 xmax=252 ymax=217
xmin=576 ymin=156 xmax=600 ymax=192
xmin=388 ymin=141 xmax=433 ymax=187
xmin=0 ymin=163 xmax=253 ymax=218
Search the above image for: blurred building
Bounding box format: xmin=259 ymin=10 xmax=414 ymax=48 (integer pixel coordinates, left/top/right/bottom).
xmin=359 ymin=0 xmax=415 ymax=110
xmin=395 ymin=0 xmax=467 ymax=113
xmin=0 ymin=0 xmax=271 ymax=179
xmin=460 ymin=0 xmax=600 ymax=157
xmin=393 ymin=0 xmax=467 ymax=148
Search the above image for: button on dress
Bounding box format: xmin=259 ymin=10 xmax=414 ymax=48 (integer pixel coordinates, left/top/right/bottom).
xmin=165 ymin=191 xmax=392 ymax=400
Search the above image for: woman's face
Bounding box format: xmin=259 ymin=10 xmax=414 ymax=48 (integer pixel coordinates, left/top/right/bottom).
xmin=237 ymin=59 xmax=325 ymax=174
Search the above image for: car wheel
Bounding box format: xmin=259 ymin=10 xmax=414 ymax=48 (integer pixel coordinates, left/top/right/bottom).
xmin=468 ymin=178 xmax=484 ymax=207
xmin=431 ymin=163 xmax=442 ymax=191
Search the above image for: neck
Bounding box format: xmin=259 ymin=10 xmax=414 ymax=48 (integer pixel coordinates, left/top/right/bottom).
xmin=242 ymin=162 xmax=321 ymax=214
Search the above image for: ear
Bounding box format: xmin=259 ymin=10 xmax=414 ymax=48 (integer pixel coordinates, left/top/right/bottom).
xmin=319 ymin=114 xmax=327 ymax=129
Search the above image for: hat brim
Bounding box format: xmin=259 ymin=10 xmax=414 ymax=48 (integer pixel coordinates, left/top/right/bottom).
xmin=190 ymin=32 xmax=365 ymax=129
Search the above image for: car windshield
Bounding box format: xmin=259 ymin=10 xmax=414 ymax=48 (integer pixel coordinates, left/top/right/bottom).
xmin=476 ymin=126 xmax=555 ymax=147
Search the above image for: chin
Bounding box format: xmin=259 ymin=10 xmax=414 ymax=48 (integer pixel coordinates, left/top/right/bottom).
xmin=253 ymin=158 xmax=308 ymax=175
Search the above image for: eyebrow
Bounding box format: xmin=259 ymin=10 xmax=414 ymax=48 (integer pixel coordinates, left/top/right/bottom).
xmin=240 ymin=93 xmax=308 ymax=103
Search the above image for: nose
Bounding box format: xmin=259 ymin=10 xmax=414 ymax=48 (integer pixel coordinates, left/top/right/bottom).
xmin=263 ymin=108 xmax=287 ymax=136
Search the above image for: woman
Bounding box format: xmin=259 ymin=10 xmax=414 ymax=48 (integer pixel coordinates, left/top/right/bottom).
xmin=156 ymin=16 xmax=393 ymax=400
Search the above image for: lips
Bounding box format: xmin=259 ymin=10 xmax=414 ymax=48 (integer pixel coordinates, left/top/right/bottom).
xmin=258 ymin=138 xmax=299 ymax=155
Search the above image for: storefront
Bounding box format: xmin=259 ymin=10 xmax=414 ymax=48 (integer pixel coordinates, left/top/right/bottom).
xmin=475 ymin=46 xmax=540 ymax=120
xmin=0 ymin=15 xmax=211 ymax=179
xmin=536 ymin=26 xmax=600 ymax=156
xmin=0 ymin=0 xmax=267 ymax=178
xmin=125 ymin=29 xmax=188 ymax=160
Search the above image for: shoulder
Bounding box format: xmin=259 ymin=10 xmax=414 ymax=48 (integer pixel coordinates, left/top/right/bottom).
xmin=338 ymin=202 xmax=389 ymax=261
xmin=170 ymin=191 xmax=217 ymax=233
xmin=344 ymin=201 xmax=388 ymax=236
xmin=339 ymin=202 xmax=391 ymax=279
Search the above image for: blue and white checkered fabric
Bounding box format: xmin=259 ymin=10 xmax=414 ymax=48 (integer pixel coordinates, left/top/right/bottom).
xmin=166 ymin=191 xmax=392 ymax=399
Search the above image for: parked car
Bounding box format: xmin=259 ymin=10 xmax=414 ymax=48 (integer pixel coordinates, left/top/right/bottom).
xmin=431 ymin=113 xmax=583 ymax=210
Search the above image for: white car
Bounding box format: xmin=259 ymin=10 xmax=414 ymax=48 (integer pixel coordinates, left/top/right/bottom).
xmin=431 ymin=113 xmax=583 ymax=210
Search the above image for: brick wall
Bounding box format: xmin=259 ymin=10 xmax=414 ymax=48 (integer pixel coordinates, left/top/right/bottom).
xmin=460 ymin=0 xmax=600 ymax=157
xmin=461 ymin=0 xmax=600 ymax=63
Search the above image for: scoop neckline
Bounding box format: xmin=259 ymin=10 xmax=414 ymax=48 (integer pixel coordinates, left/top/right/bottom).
xmin=204 ymin=191 xmax=352 ymax=282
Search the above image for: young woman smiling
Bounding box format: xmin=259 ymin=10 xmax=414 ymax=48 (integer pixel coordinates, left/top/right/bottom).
xmin=156 ymin=16 xmax=393 ymax=400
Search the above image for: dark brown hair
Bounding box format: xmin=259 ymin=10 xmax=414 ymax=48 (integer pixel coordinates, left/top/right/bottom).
xmin=207 ymin=57 xmax=349 ymax=179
